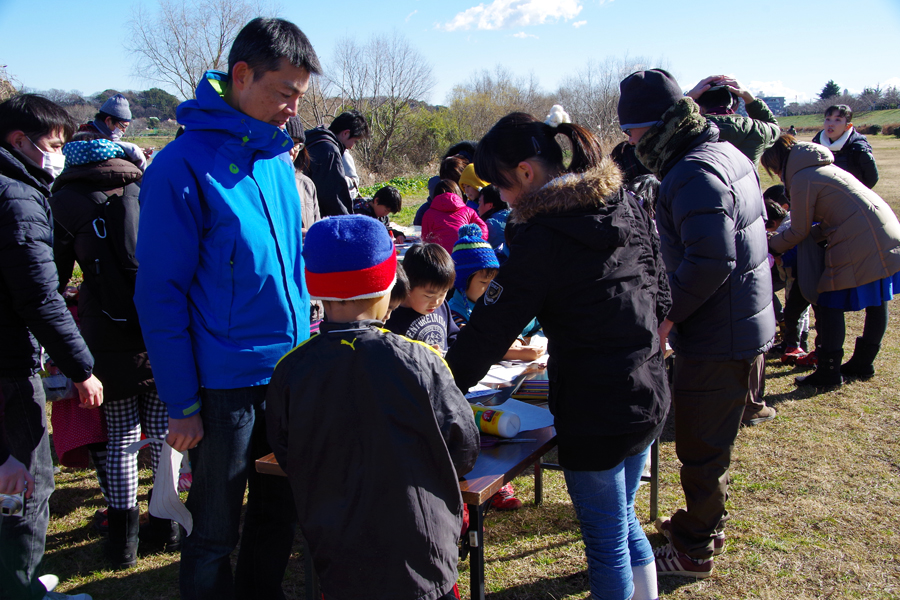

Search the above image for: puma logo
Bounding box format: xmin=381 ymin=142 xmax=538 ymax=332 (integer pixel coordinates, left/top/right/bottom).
xmin=341 ymin=338 xmax=358 ymax=351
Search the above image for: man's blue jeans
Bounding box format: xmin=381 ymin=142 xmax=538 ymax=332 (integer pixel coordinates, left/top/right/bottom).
xmin=563 ymin=445 xmax=653 ymax=600
xmin=180 ymin=385 xmax=297 ymax=600
xmin=0 ymin=374 xmax=55 ymax=600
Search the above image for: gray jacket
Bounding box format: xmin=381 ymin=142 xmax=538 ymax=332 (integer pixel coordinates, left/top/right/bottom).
xmin=656 ymin=128 xmax=775 ymax=360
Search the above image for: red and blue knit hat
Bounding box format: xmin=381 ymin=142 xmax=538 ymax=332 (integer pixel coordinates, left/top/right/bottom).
xmin=303 ymin=215 xmax=397 ymax=301
xmin=451 ymin=224 xmax=499 ymax=292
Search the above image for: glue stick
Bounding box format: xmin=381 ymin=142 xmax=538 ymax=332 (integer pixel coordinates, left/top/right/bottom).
xmin=471 ymin=406 xmax=521 ymax=438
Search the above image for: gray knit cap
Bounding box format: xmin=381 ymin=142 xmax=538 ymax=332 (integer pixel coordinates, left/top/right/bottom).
xmin=100 ymin=94 xmax=132 ymax=121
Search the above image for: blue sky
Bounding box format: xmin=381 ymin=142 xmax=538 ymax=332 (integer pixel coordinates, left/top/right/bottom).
xmin=2 ymin=0 xmax=899 ymax=107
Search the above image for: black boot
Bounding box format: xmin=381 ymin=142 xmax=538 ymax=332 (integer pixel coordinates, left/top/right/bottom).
xmin=139 ymin=489 xmax=182 ymax=554
xmin=841 ymin=337 xmax=880 ymax=379
xmin=107 ymin=506 xmax=140 ymax=569
xmin=796 ymin=349 xmax=843 ymax=388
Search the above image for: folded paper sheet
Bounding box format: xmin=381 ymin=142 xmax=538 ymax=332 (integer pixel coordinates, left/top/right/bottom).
xmin=483 ymin=398 xmax=555 ymax=432
xmin=124 ymin=438 xmax=193 ymax=536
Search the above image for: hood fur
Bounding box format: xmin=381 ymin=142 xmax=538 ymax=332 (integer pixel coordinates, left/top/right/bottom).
xmin=511 ymin=159 xmax=623 ymax=224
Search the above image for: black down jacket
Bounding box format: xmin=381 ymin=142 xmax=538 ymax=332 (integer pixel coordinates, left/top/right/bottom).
xmin=0 ymin=146 xmax=93 ymax=380
xmin=303 ymin=126 xmax=352 ymax=218
xmin=446 ymin=160 xmax=672 ymax=471
xmin=655 ymin=126 xmax=776 ymax=361
xmin=811 ymin=128 xmax=879 ymax=189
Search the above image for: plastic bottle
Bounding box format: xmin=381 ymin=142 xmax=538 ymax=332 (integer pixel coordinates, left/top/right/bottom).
xmin=471 ymin=405 xmax=521 ymax=438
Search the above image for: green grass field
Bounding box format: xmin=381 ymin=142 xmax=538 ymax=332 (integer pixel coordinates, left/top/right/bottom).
xmin=43 ymin=136 xmax=900 ymax=599
xmin=777 ymin=108 xmax=900 ymax=131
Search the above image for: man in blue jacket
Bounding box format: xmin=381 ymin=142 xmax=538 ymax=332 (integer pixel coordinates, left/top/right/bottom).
xmin=618 ymin=70 xmax=776 ymax=580
xmin=134 ymin=18 xmax=321 ymax=600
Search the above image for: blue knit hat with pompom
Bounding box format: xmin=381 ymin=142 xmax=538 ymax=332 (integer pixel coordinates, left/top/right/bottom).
xmin=451 ymin=223 xmax=499 ymax=292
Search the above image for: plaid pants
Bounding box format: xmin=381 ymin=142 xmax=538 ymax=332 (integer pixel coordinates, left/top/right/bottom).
xmin=102 ymin=390 xmax=169 ymax=510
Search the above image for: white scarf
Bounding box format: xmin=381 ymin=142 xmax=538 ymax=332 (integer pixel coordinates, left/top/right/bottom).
xmin=817 ymin=126 xmax=853 ymax=152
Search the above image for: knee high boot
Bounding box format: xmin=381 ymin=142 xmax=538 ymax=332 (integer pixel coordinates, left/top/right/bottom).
xmin=841 ymin=337 xmax=880 ymax=379
xmin=796 ymin=349 xmax=844 ymax=388
xmin=107 ymin=506 xmax=140 ymax=569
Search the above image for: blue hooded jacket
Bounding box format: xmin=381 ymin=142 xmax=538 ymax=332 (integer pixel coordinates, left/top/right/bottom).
xmin=135 ymin=71 xmax=310 ymax=419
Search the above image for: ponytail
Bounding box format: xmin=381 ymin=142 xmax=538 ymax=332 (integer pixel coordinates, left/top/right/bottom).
xmin=474 ymin=111 xmax=603 ymax=190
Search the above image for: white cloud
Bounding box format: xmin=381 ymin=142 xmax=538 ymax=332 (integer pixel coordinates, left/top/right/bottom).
xmin=746 ymin=80 xmax=812 ymax=103
xmin=440 ymin=0 xmax=583 ymax=31
xmin=513 ymin=31 xmax=539 ymax=38
xmin=405 ymin=10 xmax=418 ymax=22
xmin=573 ymin=20 xmax=587 ymax=27
xmin=880 ymin=76 xmax=900 ymax=89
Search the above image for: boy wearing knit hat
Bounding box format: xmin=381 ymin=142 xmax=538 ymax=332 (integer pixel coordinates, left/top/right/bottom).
xmin=618 ymin=69 xmax=775 ymax=579
xmin=265 ymin=215 xmax=479 ymax=600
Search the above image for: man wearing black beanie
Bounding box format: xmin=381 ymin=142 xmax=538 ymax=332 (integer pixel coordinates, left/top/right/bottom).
xmin=618 ymin=69 xmax=776 ymax=579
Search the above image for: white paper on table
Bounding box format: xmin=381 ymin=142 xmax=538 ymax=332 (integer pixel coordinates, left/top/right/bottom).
xmin=124 ymin=438 xmax=193 ymax=536
xmin=479 ymin=363 xmax=527 ymax=386
xmin=527 ymin=335 xmax=548 ymax=350
xmin=489 ymin=398 xmax=554 ymax=432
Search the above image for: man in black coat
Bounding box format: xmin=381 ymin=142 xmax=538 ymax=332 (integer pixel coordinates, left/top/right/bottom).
xmin=304 ymin=110 xmax=369 ymax=217
xmin=0 ymin=94 xmax=103 ymax=600
xmin=618 ymin=70 xmax=775 ymax=579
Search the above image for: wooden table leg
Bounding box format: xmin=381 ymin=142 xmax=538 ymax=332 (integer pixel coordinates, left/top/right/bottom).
xmin=534 ymin=460 xmax=543 ymax=506
xmin=467 ymin=502 xmax=485 ymax=600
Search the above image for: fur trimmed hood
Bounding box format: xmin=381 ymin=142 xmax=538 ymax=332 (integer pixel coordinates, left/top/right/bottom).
xmin=510 ymin=159 xmax=623 ymax=224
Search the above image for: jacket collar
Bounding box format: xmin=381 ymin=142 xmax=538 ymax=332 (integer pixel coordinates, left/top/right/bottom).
xmin=175 ymin=70 xmax=294 ymax=159
xmin=0 ymin=146 xmax=52 ymax=197
xmin=510 ymin=160 xmax=622 ymax=224
xmin=52 ymin=158 xmax=143 ymax=192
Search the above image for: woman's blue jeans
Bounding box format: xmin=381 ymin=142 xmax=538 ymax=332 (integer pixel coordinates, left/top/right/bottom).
xmin=563 ymin=445 xmax=653 ymax=600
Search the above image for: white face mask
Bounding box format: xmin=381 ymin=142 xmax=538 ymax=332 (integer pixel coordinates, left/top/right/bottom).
xmin=27 ymin=137 xmax=66 ymax=179
xmin=109 ymin=128 xmax=124 ymax=142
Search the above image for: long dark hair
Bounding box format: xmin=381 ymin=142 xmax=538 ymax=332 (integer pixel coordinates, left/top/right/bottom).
xmin=761 ymin=134 xmax=796 ymax=179
xmin=473 ymin=112 xmax=603 ymax=189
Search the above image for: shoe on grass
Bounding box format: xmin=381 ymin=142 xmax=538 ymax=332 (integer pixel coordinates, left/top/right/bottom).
xmin=654 ymin=518 xmax=724 ymax=556
xmin=653 ymin=542 xmax=713 ymax=578
xmin=742 ymin=405 xmax=776 ymax=427
xmin=489 ymin=482 xmax=522 ymax=511
xmin=795 ymin=350 xmax=818 ymax=367
xmin=780 ymin=347 xmax=807 ymax=365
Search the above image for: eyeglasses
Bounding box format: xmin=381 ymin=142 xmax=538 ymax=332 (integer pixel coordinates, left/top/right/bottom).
xmin=621 ymin=128 xmax=632 ymax=137
xmin=113 ymin=121 xmax=130 ymax=132
xmin=292 ymin=141 xmax=305 ymax=151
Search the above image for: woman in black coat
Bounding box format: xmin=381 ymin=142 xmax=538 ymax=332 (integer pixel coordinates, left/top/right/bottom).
xmin=445 ymin=112 xmax=670 ymax=600
xmin=51 ymin=136 xmax=177 ymax=568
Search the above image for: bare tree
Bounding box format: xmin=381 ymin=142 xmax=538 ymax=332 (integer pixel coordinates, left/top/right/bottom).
xmin=127 ymin=0 xmax=274 ymax=100
xmin=0 ymin=65 xmax=21 ymax=101
xmin=447 ymin=66 xmax=552 ymax=141
xmin=299 ymin=76 xmax=342 ymax=129
xmin=556 ymin=55 xmax=656 ymax=144
xmin=327 ymin=32 xmax=436 ymax=172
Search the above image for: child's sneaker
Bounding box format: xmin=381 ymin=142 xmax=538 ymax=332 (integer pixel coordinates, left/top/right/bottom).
xmin=795 ymin=350 xmax=818 ymax=366
xmin=654 ymin=518 xmax=725 ymax=556
xmin=780 ymin=347 xmax=807 ymax=364
xmin=653 ymin=542 xmax=713 ymax=578
xmin=489 ymin=482 xmax=522 ymax=510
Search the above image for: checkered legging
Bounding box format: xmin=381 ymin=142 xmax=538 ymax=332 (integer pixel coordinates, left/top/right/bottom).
xmin=102 ymin=389 xmax=168 ymax=510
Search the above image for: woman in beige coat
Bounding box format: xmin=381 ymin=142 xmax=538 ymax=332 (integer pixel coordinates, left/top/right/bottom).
xmin=763 ymin=135 xmax=900 ymax=387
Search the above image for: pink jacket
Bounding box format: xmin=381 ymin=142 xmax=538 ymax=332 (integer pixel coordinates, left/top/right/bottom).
xmin=422 ymin=192 xmax=489 ymax=253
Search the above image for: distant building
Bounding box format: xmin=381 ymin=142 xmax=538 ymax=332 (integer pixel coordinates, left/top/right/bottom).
xmin=759 ymin=96 xmax=786 ymax=116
